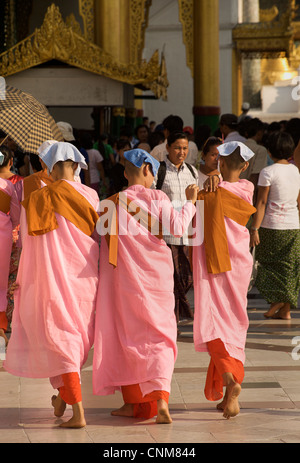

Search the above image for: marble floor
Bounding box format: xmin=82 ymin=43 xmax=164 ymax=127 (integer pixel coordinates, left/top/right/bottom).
xmin=1 ymin=287 xmax=300 ymax=447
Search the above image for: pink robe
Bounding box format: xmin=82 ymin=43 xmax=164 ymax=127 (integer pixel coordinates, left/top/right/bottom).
xmin=93 ymin=185 xmax=196 ymax=397
xmin=19 ymin=178 xmax=47 ymax=248
xmin=0 ymin=179 xmax=20 ymax=313
xmin=193 ymin=180 xmax=254 ymax=364
xmin=4 ymin=181 xmax=100 ymax=388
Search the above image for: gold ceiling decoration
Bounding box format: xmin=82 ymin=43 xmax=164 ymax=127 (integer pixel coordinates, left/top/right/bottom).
xmin=233 ymin=0 xmax=297 ymax=60
xmin=0 ymin=3 xmax=168 ymax=100
xmin=259 ymin=6 xmax=279 ymax=23
xmin=78 ymin=0 xmax=94 ymax=42
xmin=178 ymin=0 xmax=193 ymax=77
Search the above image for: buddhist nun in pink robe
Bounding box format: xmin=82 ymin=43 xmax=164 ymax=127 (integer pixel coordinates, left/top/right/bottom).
xmin=192 ymin=141 xmax=256 ymax=419
xmin=92 ymin=149 xmax=198 ymax=423
xmin=4 ymin=142 xmax=100 ymax=428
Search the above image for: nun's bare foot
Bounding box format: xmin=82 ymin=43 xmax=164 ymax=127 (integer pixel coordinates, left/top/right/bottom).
xmin=51 ymin=394 xmax=66 ymax=417
xmin=216 ymin=391 xmax=228 ymax=411
xmin=223 ymin=382 xmax=241 ymax=419
xmin=156 ymin=399 xmax=172 ymax=424
xmin=59 ymin=416 xmax=86 ymax=428
xmin=111 ymin=403 xmax=134 ymax=417
xmin=59 ymin=402 xmax=86 ymax=428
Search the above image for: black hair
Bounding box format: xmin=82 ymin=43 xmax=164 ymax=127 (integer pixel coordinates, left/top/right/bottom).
xmin=135 ymin=124 xmax=149 ymax=136
xmin=117 ymin=138 xmax=131 ymax=151
xmin=219 ymin=113 xmax=238 ymax=129
xmin=29 ymin=153 xmax=42 ymax=172
xmin=148 ymin=131 xmax=165 ymax=150
xmin=162 ymin=115 xmax=184 ymax=133
xmin=0 ymin=145 xmax=13 ymax=167
xmin=80 ymin=132 xmax=94 ymax=150
xmin=244 ymin=118 xmax=264 ymax=138
xmin=202 ymin=136 xmax=222 ymax=156
xmin=120 ymin=124 xmax=133 ymax=138
xmin=167 ymin=132 xmax=188 ymax=146
xmin=267 ymin=131 xmax=295 ymax=160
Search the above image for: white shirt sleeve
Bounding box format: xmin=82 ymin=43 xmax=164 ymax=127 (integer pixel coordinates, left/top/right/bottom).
xmin=258 ymin=166 xmax=272 ymax=187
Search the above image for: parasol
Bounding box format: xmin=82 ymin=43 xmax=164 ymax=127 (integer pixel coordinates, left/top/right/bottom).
xmin=0 ymin=84 xmax=64 ymax=153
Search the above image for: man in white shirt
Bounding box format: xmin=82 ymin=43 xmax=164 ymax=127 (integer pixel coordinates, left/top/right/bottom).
xmin=219 ymin=113 xmax=246 ymax=143
xmin=153 ymin=132 xmax=198 ymax=326
xmin=151 ymin=115 xmax=198 ymax=166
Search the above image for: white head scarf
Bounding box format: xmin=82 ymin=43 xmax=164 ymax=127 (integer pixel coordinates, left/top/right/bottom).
xmin=40 ymin=142 xmax=88 ymax=175
xmin=217 ymin=141 xmax=255 ymax=162
xmin=37 ymin=140 xmax=58 ymax=157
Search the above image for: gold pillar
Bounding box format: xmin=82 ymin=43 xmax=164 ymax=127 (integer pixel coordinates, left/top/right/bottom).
xmin=232 ymin=48 xmax=242 ymax=117
xmin=193 ymin=0 xmax=220 ymax=132
xmin=94 ymin=0 xmax=130 ymax=65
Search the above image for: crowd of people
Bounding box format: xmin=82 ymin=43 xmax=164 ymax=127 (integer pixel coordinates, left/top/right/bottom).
xmin=0 ymin=109 xmax=299 ymax=428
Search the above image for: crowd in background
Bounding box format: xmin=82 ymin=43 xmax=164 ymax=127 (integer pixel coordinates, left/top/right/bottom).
xmin=1 ymin=109 xmax=299 ymax=325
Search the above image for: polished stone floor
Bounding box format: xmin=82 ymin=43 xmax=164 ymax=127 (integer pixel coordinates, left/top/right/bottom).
xmin=1 ymin=287 xmax=300 ymax=445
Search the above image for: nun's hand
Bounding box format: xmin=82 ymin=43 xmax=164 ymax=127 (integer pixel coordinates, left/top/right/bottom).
xmin=203 ymin=174 xmax=220 ymax=192
xmin=185 ymin=184 xmax=199 ymax=204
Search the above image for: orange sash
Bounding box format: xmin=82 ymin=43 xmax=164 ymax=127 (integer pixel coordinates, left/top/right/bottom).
xmin=205 ymin=339 xmax=244 ymax=401
xmin=121 ymin=384 xmax=169 ymax=419
xmin=21 ymin=180 xmax=99 ymax=237
xmin=99 ymin=192 xmax=163 ymax=268
xmin=23 ymin=169 xmax=54 ymax=199
xmin=0 ymin=312 xmax=8 ymax=332
xmin=0 ymin=189 xmax=11 ymax=214
xmin=197 ymin=187 xmax=256 ymax=274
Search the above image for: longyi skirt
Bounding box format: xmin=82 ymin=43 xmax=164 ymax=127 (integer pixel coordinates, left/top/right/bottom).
xmin=255 ymin=227 xmax=300 ymax=309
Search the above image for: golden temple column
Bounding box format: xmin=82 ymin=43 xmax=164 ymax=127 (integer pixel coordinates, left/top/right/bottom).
xmin=94 ymin=0 xmax=130 ymax=65
xmin=94 ymin=0 xmax=130 ymax=136
xmin=193 ymin=0 xmax=220 ymax=133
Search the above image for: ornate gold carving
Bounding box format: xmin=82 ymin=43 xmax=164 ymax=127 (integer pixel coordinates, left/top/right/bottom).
xmin=0 ymin=3 xmax=168 ymax=100
xmin=66 ymin=13 xmax=84 ymax=37
xmin=129 ymin=0 xmax=152 ymax=64
xmin=233 ymin=0 xmax=297 ymax=59
xmin=79 ymin=0 xmax=94 ymax=42
xmin=178 ymin=0 xmax=193 ymax=77
xmin=259 ymin=6 xmax=279 ymax=23
xmin=113 ymin=107 xmax=126 ymax=117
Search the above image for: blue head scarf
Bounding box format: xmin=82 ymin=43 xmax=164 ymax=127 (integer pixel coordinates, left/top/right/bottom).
xmin=124 ymin=149 xmax=160 ymax=176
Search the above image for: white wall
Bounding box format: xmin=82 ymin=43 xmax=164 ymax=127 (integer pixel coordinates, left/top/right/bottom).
xmin=5 ymin=67 xmax=124 ymax=130
xmin=142 ymin=0 xmax=194 ymax=127
xmin=142 ymin=0 xmax=241 ymax=128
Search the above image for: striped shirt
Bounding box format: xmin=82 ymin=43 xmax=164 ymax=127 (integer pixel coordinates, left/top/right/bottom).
xmin=153 ymin=157 xmax=198 ymax=245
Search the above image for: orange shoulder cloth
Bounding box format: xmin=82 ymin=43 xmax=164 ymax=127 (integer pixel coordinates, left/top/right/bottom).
xmin=23 ymin=169 xmax=54 ymax=199
xmin=21 ymin=180 xmax=99 ymax=237
xmin=99 ymin=192 xmax=163 ymax=268
xmin=0 ymin=189 xmax=11 ymax=214
xmin=197 ymin=187 xmax=256 ymax=274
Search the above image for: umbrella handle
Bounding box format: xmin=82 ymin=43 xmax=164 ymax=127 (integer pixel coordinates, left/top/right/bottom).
xmin=0 ymin=134 xmax=9 ymax=147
